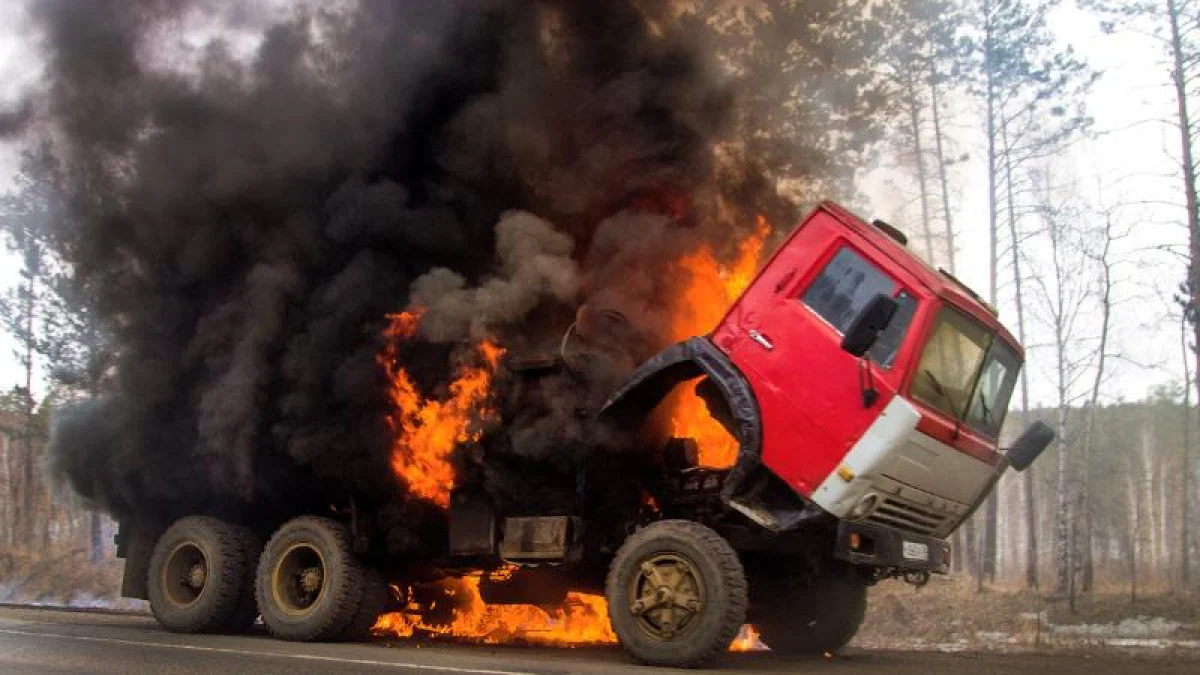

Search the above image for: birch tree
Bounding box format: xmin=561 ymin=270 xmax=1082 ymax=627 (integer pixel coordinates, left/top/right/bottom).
xmin=968 ymin=0 xmax=1096 ymax=589
xmin=1027 ymin=179 xmax=1106 ymax=604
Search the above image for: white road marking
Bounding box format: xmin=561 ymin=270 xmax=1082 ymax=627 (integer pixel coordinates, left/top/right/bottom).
xmin=0 ymin=627 xmax=539 ymax=675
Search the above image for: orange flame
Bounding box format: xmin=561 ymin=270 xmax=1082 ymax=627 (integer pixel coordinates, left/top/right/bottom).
xmin=730 ymin=624 xmax=768 ymax=651
xmin=373 ymin=575 xmax=617 ymax=646
xmin=669 ymin=216 xmax=771 ymax=468
xmin=380 ymin=310 xmax=505 ymax=508
xmin=372 ymin=574 xmax=766 ymax=651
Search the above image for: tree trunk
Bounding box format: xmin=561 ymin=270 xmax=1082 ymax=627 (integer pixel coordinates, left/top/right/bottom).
xmin=1056 ymin=405 xmax=1072 ymax=598
xmin=90 ymin=512 xmax=104 ymax=563
xmin=0 ymin=431 xmax=9 ymax=547
xmin=1184 ymin=314 xmax=1193 ymax=588
xmin=906 ymin=69 xmax=935 ymax=262
xmin=929 ymin=71 xmax=957 ymax=273
xmin=1128 ymin=456 xmax=1140 ymax=603
xmin=962 ymin=515 xmax=979 ymax=580
xmin=1001 ymin=118 xmax=1035 ymax=588
xmin=1078 ymin=222 xmax=1114 ymax=593
xmin=1047 ymin=216 xmax=1073 ymax=598
xmin=1168 ymin=0 xmax=1198 ymax=591
xmin=982 ymin=1 xmax=1003 ymax=590
xmin=21 ymin=270 xmax=36 ymax=549
xmin=985 ymin=0 xmax=999 ymax=308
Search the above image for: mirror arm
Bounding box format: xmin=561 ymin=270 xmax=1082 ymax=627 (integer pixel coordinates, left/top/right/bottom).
xmin=858 ymin=356 xmax=879 ymax=408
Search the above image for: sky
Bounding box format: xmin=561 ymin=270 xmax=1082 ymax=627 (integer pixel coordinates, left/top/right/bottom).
xmin=0 ymin=2 xmax=1191 ymax=410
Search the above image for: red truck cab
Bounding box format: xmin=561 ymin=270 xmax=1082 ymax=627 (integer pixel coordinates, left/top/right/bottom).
xmin=602 ymin=201 xmax=1050 ymax=575
xmin=710 ymin=202 xmax=1026 ymax=550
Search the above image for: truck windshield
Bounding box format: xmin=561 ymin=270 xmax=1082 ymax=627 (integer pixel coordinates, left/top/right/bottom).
xmin=909 ymin=306 xmax=1020 ymax=439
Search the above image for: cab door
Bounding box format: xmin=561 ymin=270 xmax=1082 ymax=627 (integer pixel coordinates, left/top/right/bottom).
xmin=726 ymin=240 xmax=916 ymax=497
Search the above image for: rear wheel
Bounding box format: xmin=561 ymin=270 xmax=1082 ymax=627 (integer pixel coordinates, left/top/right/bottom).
xmin=606 ymin=520 xmax=747 ymax=668
xmin=339 ymin=568 xmax=389 ymax=641
xmin=256 ymin=516 xmax=367 ymax=641
xmin=751 ymin=574 xmax=867 ymax=656
xmin=146 ymin=517 xmax=259 ymax=634
xmin=225 ymin=528 xmax=264 ymax=632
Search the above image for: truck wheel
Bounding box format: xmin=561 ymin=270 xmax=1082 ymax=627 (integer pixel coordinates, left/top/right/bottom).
xmin=256 ymin=516 xmax=365 ymax=641
xmin=751 ymin=575 xmax=867 ymax=655
xmin=224 ymin=527 xmax=264 ymax=633
xmin=339 ymin=568 xmax=389 ymax=641
xmin=606 ymin=520 xmax=747 ymax=668
xmin=146 ymin=516 xmax=259 ymax=634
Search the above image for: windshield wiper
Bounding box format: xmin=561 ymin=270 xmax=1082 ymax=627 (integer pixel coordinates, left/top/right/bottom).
xmin=923 ymin=369 xmax=952 ymax=404
xmin=977 ymin=390 xmax=992 ymax=425
xmin=924 ymin=369 xmax=964 ymax=439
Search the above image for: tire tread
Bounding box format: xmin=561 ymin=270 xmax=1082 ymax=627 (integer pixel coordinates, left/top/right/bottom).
xmin=606 ymin=519 xmax=747 ymax=668
xmin=147 ymin=516 xmax=254 ymax=634
xmin=256 ymin=516 xmax=365 ymax=642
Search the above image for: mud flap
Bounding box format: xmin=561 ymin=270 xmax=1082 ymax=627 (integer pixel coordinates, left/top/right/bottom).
xmin=116 ymin=517 xmax=167 ymax=600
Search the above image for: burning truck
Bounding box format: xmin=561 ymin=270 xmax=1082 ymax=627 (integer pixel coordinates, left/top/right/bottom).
xmin=113 ymin=201 xmax=1052 ymax=667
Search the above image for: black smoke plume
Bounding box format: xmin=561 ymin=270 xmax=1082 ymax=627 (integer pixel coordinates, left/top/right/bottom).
xmin=35 ymin=0 xmax=792 ymax=550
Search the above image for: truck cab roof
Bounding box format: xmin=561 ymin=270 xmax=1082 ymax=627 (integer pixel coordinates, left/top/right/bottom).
xmin=817 ymin=201 xmax=1022 ymax=358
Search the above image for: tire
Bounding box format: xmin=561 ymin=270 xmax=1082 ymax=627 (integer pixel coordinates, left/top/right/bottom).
xmin=256 ymin=516 xmax=366 ymax=642
xmin=339 ymin=568 xmax=389 ymax=641
xmin=606 ymin=520 xmax=747 ymax=668
xmin=224 ymin=527 xmax=264 ymax=633
xmin=751 ymin=575 xmax=867 ymax=655
xmin=146 ymin=516 xmax=259 ymax=634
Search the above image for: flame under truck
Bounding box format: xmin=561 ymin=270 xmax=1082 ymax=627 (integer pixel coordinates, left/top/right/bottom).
xmin=115 ymin=202 xmax=1053 ymax=668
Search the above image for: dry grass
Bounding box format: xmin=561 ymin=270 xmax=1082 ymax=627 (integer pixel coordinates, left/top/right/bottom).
xmin=0 ymin=549 xmax=133 ymax=608
xmin=857 ymin=575 xmax=1200 ymax=646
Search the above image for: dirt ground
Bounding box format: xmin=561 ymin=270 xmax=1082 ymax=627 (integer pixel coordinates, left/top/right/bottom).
xmin=857 ymin=574 xmax=1200 ymax=652
xmin=0 ymin=551 xmax=138 ymax=609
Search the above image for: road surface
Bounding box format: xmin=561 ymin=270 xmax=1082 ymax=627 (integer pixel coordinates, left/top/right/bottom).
xmin=0 ymin=605 xmax=1192 ymax=674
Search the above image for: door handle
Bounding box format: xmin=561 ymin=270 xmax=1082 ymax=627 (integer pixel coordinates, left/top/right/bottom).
xmin=748 ymin=329 xmax=774 ymax=351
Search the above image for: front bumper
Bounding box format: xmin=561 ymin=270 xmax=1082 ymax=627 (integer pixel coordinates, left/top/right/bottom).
xmin=834 ymin=520 xmax=950 ymax=574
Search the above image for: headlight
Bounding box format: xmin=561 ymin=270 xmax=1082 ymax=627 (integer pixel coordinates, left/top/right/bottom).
xmin=848 ymin=493 xmax=879 ymax=520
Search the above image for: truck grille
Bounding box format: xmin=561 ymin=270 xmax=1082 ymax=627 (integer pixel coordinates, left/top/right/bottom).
xmin=865 ymin=497 xmax=951 ymax=536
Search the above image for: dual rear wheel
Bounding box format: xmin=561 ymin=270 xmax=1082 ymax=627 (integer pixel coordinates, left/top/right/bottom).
xmin=146 ymin=517 xmax=261 ymax=634
xmin=146 ymin=515 xmax=386 ymax=641
xmin=255 ymin=516 xmax=388 ymax=641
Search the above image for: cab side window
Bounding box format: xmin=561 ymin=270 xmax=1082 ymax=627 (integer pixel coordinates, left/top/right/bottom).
xmin=800 ymin=246 xmax=916 ymax=368
xmin=802 ymin=246 xmax=895 ymax=332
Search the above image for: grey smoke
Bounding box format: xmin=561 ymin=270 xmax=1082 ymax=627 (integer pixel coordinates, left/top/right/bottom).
xmin=412 ymin=211 xmax=580 ymax=343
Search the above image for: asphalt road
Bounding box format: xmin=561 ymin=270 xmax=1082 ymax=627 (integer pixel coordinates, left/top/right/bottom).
xmin=0 ymin=605 xmax=1192 ymax=675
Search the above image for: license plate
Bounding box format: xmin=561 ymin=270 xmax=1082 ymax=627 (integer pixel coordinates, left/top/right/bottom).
xmin=902 ymin=541 xmax=929 ymax=561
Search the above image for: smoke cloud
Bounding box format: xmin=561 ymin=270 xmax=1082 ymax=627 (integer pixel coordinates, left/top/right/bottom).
xmin=32 ymin=0 xmax=790 ymax=548
xmin=413 ymin=211 xmax=580 ymax=343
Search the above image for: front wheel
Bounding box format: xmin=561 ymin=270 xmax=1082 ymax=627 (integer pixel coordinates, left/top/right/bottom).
xmin=605 ymin=520 xmax=747 ymax=668
xmin=751 ymin=574 xmax=867 ymax=656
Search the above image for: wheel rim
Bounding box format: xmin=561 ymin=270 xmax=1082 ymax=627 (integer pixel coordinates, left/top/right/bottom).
xmin=162 ymin=542 xmax=208 ymax=608
xmin=272 ymin=542 xmax=327 ymax=616
xmin=627 ymin=552 xmax=706 ymax=641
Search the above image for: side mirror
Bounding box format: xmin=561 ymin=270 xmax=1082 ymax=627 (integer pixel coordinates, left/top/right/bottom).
xmin=1005 ymin=420 xmax=1055 ymax=472
xmin=841 ymin=294 xmax=899 ymax=358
